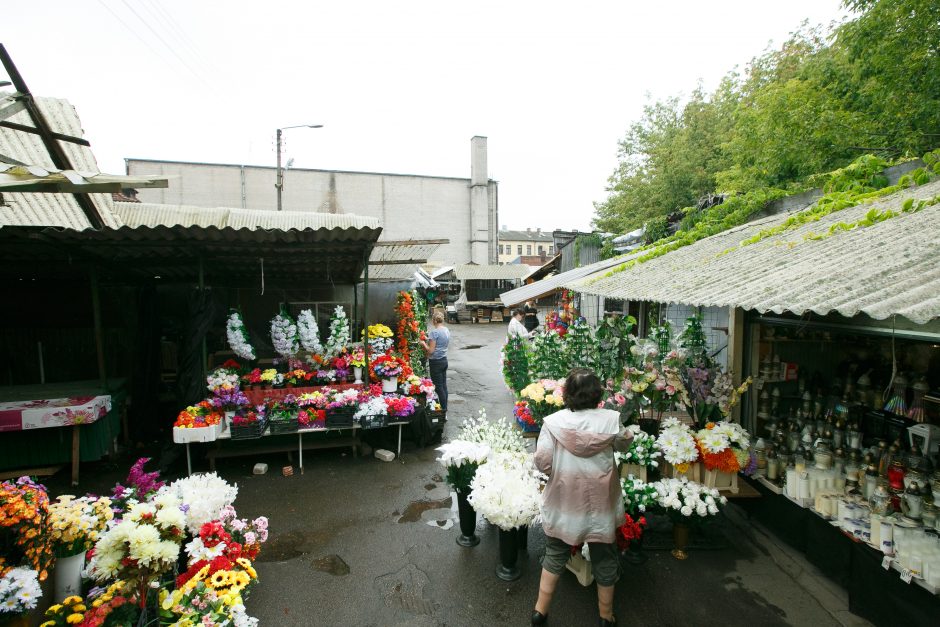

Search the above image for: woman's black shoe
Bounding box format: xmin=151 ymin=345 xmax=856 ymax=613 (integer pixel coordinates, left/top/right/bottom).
xmin=599 ymin=616 xmax=617 ymax=627
xmin=531 ymin=610 xmax=548 ymax=625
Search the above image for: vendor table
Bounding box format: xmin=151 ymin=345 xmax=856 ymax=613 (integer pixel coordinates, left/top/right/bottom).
xmin=0 ymin=380 xmax=123 ymax=485
xmin=741 ymin=476 xmax=940 ymax=626
xmin=184 ymin=418 xmax=412 ymax=476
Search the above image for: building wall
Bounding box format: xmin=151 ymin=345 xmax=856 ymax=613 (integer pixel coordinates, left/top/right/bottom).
xmin=126 ymin=138 xmax=497 ymax=266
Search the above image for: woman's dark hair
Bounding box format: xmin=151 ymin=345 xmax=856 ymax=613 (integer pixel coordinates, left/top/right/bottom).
xmin=563 ymin=368 xmax=604 ymax=411
xmin=511 ymin=308 xmax=523 ymax=318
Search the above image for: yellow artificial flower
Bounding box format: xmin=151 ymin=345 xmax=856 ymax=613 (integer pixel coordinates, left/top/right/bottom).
xmin=47 ymin=604 xmax=63 ymax=613
xmin=40 ymin=622 xmax=57 ymax=627
xmin=63 ymin=596 xmax=82 ymax=605
xmin=72 ymin=604 xmax=86 ymax=612
xmin=236 ymin=558 xmax=257 ymax=579
xmin=67 ymin=614 xmax=84 ymax=624
xmin=209 ymin=570 xmax=230 ymax=588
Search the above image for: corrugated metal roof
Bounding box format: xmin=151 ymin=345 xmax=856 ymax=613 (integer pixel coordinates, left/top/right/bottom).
xmin=0 ymin=224 xmax=382 ymax=285
xmin=366 ymin=240 xmax=445 ymax=281
xmin=454 ymin=263 xmax=531 ymax=281
xmin=0 ymin=95 xmax=119 ymax=229
xmin=500 ymin=253 xmax=630 ymax=306
xmin=114 ymin=201 xmax=380 ymax=230
xmin=570 ymin=180 xmax=940 ymax=325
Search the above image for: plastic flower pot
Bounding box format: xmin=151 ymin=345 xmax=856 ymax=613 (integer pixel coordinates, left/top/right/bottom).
xmin=496 ymin=527 xmax=521 ymax=581
xmin=353 ymin=367 xmax=363 ymax=384
xmin=455 ymin=491 xmax=480 ymax=547
xmin=382 ymin=377 xmax=398 ymax=393
xmin=54 ymin=551 xmax=85 ymax=600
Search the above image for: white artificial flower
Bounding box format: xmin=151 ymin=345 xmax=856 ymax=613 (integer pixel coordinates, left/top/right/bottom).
xmin=271 ymin=311 xmax=300 ymax=358
xmin=297 ymin=309 xmax=323 ymax=354
xmin=468 ymin=452 xmax=544 ymax=530
xmin=163 ymin=473 xmax=238 ymax=534
xmin=437 ymin=440 xmax=492 ymax=468
xmin=226 ymin=312 xmax=256 ymax=360
xmin=324 ymin=306 xmax=351 ymax=357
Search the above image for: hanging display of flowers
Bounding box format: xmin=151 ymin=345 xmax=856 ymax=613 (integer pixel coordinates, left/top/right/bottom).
xmin=270 ymin=308 xmax=300 ymax=358
xmin=226 ymin=311 xmax=256 ymax=361
xmin=501 ymin=335 xmax=531 ymax=395
xmin=396 ymin=291 xmax=427 ymax=377
xmin=324 ymin=306 xmax=351 ymax=357
xmin=297 ymin=308 xmax=323 ymax=354
xmin=530 ymin=330 xmax=569 ymax=380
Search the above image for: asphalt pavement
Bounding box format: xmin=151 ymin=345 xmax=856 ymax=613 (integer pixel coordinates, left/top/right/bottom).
xmin=43 ymin=322 xmax=874 ymax=626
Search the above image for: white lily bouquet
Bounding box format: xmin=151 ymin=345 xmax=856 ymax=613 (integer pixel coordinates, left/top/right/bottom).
xmin=656 ymin=417 xmax=699 ymax=472
xmin=468 ymin=452 xmax=545 ymax=531
xmin=458 ymin=409 xmax=527 ymax=455
xmin=226 ymin=311 xmax=256 ymax=361
xmin=615 ymin=424 xmax=661 ymax=469
xmin=437 ymin=440 xmax=492 ymax=494
xmin=652 ymin=476 xmax=726 ymax=524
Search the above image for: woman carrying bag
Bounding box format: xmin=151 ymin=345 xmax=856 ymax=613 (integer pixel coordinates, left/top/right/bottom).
xmin=531 ymin=368 xmax=633 ymax=627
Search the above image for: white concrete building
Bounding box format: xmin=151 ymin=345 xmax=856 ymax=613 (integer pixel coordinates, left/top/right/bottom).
xmin=126 ymin=136 xmax=498 ymax=265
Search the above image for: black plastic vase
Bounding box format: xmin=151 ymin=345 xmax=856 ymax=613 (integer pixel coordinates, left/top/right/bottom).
xmin=496 ymin=528 xmax=521 ymax=581
xmin=456 ymin=491 xmax=480 ymax=547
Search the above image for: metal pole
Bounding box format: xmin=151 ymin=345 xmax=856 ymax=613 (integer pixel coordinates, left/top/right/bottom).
xmin=363 ymin=249 xmax=370 ymax=378
xmin=199 ymin=257 xmax=207 ymax=381
xmin=90 ymin=267 xmax=107 ymax=389
xmin=276 ymin=128 xmax=283 ymax=211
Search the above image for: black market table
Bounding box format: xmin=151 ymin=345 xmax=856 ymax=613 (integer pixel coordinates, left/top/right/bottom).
xmin=181 ymin=419 xmax=414 ymax=475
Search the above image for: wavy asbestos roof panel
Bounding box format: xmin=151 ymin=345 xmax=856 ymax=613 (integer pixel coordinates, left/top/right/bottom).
xmin=0 ymin=95 xmax=119 ymax=229
xmin=499 ymin=253 xmax=631 ymax=306
xmin=114 ymin=201 xmax=380 ymax=230
xmin=454 ymin=264 xmax=531 ymax=281
xmin=570 ymin=179 xmax=940 ymax=325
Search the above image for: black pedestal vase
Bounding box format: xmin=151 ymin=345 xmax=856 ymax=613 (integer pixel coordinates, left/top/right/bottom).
xmin=518 ymin=524 xmax=528 ymax=551
xmin=456 ymin=490 xmax=480 ymax=547
xmin=496 ymin=527 xmax=522 ymax=581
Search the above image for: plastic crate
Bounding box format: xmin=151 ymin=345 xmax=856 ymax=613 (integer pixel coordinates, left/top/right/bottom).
xmin=269 ymin=419 xmax=298 ymax=435
xmin=359 ymin=414 xmax=388 ymax=430
xmin=230 ymin=418 xmax=267 ymax=440
xmin=326 ymin=407 xmax=356 ymax=428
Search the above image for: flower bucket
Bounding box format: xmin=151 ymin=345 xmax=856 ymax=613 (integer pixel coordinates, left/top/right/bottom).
xmin=353 ymin=367 xmax=363 ymax=384
xmin=382 ymin=377 xmax=398 ymax=393
xmin=672 ymin=522 xmax=690 ymax=560
xmin=54 ymin=551 xmax=85 ymax=600
xmin=455 ymin=491 xmax=480 ymax=547
xmin=496 ymin=527 xmax=521 ymax=581
xmin=223 ymin=410 xmax=235 ymax=433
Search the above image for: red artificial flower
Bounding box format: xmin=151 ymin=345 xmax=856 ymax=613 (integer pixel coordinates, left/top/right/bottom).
xmin=222 ymin=359 xmax=241 ymax=370
xmin=616 ymin=513 xmax=647 ymax=551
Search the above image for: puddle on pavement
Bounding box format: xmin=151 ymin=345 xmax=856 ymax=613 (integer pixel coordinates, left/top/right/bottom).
xmin=424 ymin=483 xmax=437 ymax=490
xmin=312 ymin=554 xmax=350 ymax=576
xmin=255 ymin=529 xmax=335 ymax=562
xmin=431 ymin=473 xmax=443 ymax=482
xmin=460 ymin=344 xmax=483 ymax=350
xmin=398 ymin=497 xmax=452 ymax=523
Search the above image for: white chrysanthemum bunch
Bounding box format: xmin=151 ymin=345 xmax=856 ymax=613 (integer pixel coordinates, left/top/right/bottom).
xmin=0 ymin=566 xmax=42 ymax=613
xmin=226 ymin=311 xmax=256 ymax=360
xmin=696 ymin=421 xmax=751 ymax=454
xmin=656 ymin=418 xmax=699 ymax=466
xmin=353 ymin=396 xmax=388 ymax=419
xmin=652 ymin=476 xmax=726 ymax=518
xmin=85 ymin=492 xmax=186 ymax=582
xmin=162 ymin=473 xmax=238 ymax=535
xmin=615 ymin=425 xmax=661 ymax=468
xmin=297 ymin=309 xmax=323 ymax=354
xmin=468 ymin=452 xmax=545 ymax=530
xmin=270 ymin=311 xmax=299 ymax=358
xmin=436 ymin=440 xmax=492 ymax=469
xmin=207 ymin=368 xmax=240 ymax=393
xmin=458 ymin=408 xmax=527 ymax=455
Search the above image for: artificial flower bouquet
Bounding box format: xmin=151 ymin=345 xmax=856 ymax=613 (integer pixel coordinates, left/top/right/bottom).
xmin=210 ymin=388 xmax=249 ymax=412
xmin=296 ymin=391 xmax=328 ymax=410
xmin=651 ymin=476 xmax=726 ymax=524
xmin=437 ymin=440 xmax=492 ymax=494
xmin=616 ymin=513 xmax=647 ymax=552
xmin=367 ymin=323 xmax=393 ymax=339
xmin=0 ymin=476 xmax=53 ymax=582
xmin=162 ymin=473 xmax=239 ymax=536
xmin=513 ymin=400 xmax=539 ymax=432
xmin=372 ymin=354 xmax=406 ymax=380
xmin=270 ymin=309 xmax=300 ymax=358
xmin=207 ymin=367 xmax=240 ymax=395
xmin=174 ymin=401 xmax=223 ymax=443
xmin=459 ymin=409 xmax=527 ymax=456
xmin=48 ymin=495 xmax=113 ymax=557
xmin=656 ymin=417 xmax=699 ymax=474
xmin=621 ymin=476 xmax=659 ymax=516
xmin=266 ymin=397 xmax=299 ymax=434
xmin=326 ymin=388 xmax=360 ymax=410
xmin=696 ymin=421 xmax=755 ymax=475
xmin=283 ymin=368 xmax=310 ymax=386
xmin=226 ymin=311 xmax=256 ymax=361
xmin=0 ymin=566 xmax=42 ymax=620
xmin=615 ymin=424 xmax=661 ymax=470
xmin=468 ymin=452 xmax=545 ymax=530
xmin=384 ymin=394 xmax=417 ymax=418
xmin=685 ymin=367 xmax=753 ymax=427
xmin=230 ymin=406 xmax=268 ymax=440
xmin=349 ymin=345 xmax=366 ymax=368
xmin=366 ymin=323 xmax=394 ymax=355
xmin=241 ymin=368 xmax=263 ymax=388
xmin=259 ymin=368 xmax=279 ymax=387
xmin=401 ymin=375 xmax=435 ymax=402
xmin=519 ymin=379 xmax=565 ymax=424
xmin=39 ymin=592 xmax=87 ymax=625
xmin=110 ymin=457 xmax=165 ymax=518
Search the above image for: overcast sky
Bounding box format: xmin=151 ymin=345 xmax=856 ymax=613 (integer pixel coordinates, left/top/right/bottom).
xmin=5 ymin=0 xmax=847 ymax=232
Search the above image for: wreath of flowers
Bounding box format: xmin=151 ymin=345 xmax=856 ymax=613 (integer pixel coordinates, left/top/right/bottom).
xmin=226 ymin=311 xmax=256 ymax=361
xmin=324 ymin=306 xmax=351 ymax=357
xmin=297 ymin=309 xmax=323 ymax=354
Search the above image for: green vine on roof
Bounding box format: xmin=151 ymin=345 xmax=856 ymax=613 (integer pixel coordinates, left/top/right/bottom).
xmin=592 ymin=150 xmax=940 ymax=282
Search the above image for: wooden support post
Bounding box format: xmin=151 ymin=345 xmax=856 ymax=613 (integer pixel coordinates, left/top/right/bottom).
xmin=199 ymin=256 xmax=207 ymax=381
xmin=90 ymin=267 xmax=107 ymax=390
xmin=363 ymin=249 xmax=370 ymax=377
xmin=71 ymin=424 xmax=80 ymax=486
xmin=728 ymin=306 xmax=745 ymax=424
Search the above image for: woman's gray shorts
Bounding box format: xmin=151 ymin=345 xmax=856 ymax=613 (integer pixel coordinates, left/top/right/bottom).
xmin=541 ymin=535 xmax=621 ymax=586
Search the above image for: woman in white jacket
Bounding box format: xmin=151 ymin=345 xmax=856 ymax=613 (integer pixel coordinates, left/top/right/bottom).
xmin=531 ymin=368 xmax=632 ymax=627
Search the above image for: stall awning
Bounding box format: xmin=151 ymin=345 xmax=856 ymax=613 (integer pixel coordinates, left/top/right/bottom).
xmin=366 ymin=239 xmax=447 ymax=281
xmin=570 ymin=179 xmax=940 ymax=325
xmin=114 ymin=201 xmax=379 ymax=230
xmin=499 ymin=254 xmax=629 ymax=306
xmin=454 ymin=263 xmax=530 ymax=281
xmin=0 ymin=164 xmax=168 ymax=193
xmin=0 ymin=223 xmax=382 ymax=286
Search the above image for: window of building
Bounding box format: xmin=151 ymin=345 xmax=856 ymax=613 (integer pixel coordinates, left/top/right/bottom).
xmin=538 ymin=245 xmax=544 ymax=254
xmin=526 ymin=245 xmax=532 ymax=255
xmin=517 ymin=245 xmax=523 ymax=255
xmin=548 ymin=245 xmax=554 ymax=255
xmin=498 ymin=244 xmax=504 ymax=255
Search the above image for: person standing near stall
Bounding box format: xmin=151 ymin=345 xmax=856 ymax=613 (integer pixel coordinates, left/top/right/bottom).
xmin=508 ymin=309 xmax=532 ymax=339
xmin=523 ymin=300 xmax=540 ymax=333
xmin=530 ymin=368 xmax=632 ymax=627
xmin=419 ymin=312 xmax=450 ymax=411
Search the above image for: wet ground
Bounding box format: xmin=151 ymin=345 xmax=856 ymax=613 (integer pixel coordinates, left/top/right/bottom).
xmin=44 ymin=323 xmax=873 ymax=626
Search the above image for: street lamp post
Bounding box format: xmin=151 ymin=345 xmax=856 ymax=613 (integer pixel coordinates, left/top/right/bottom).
xmin=276 ymin=124 xmax=323 ymax=211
